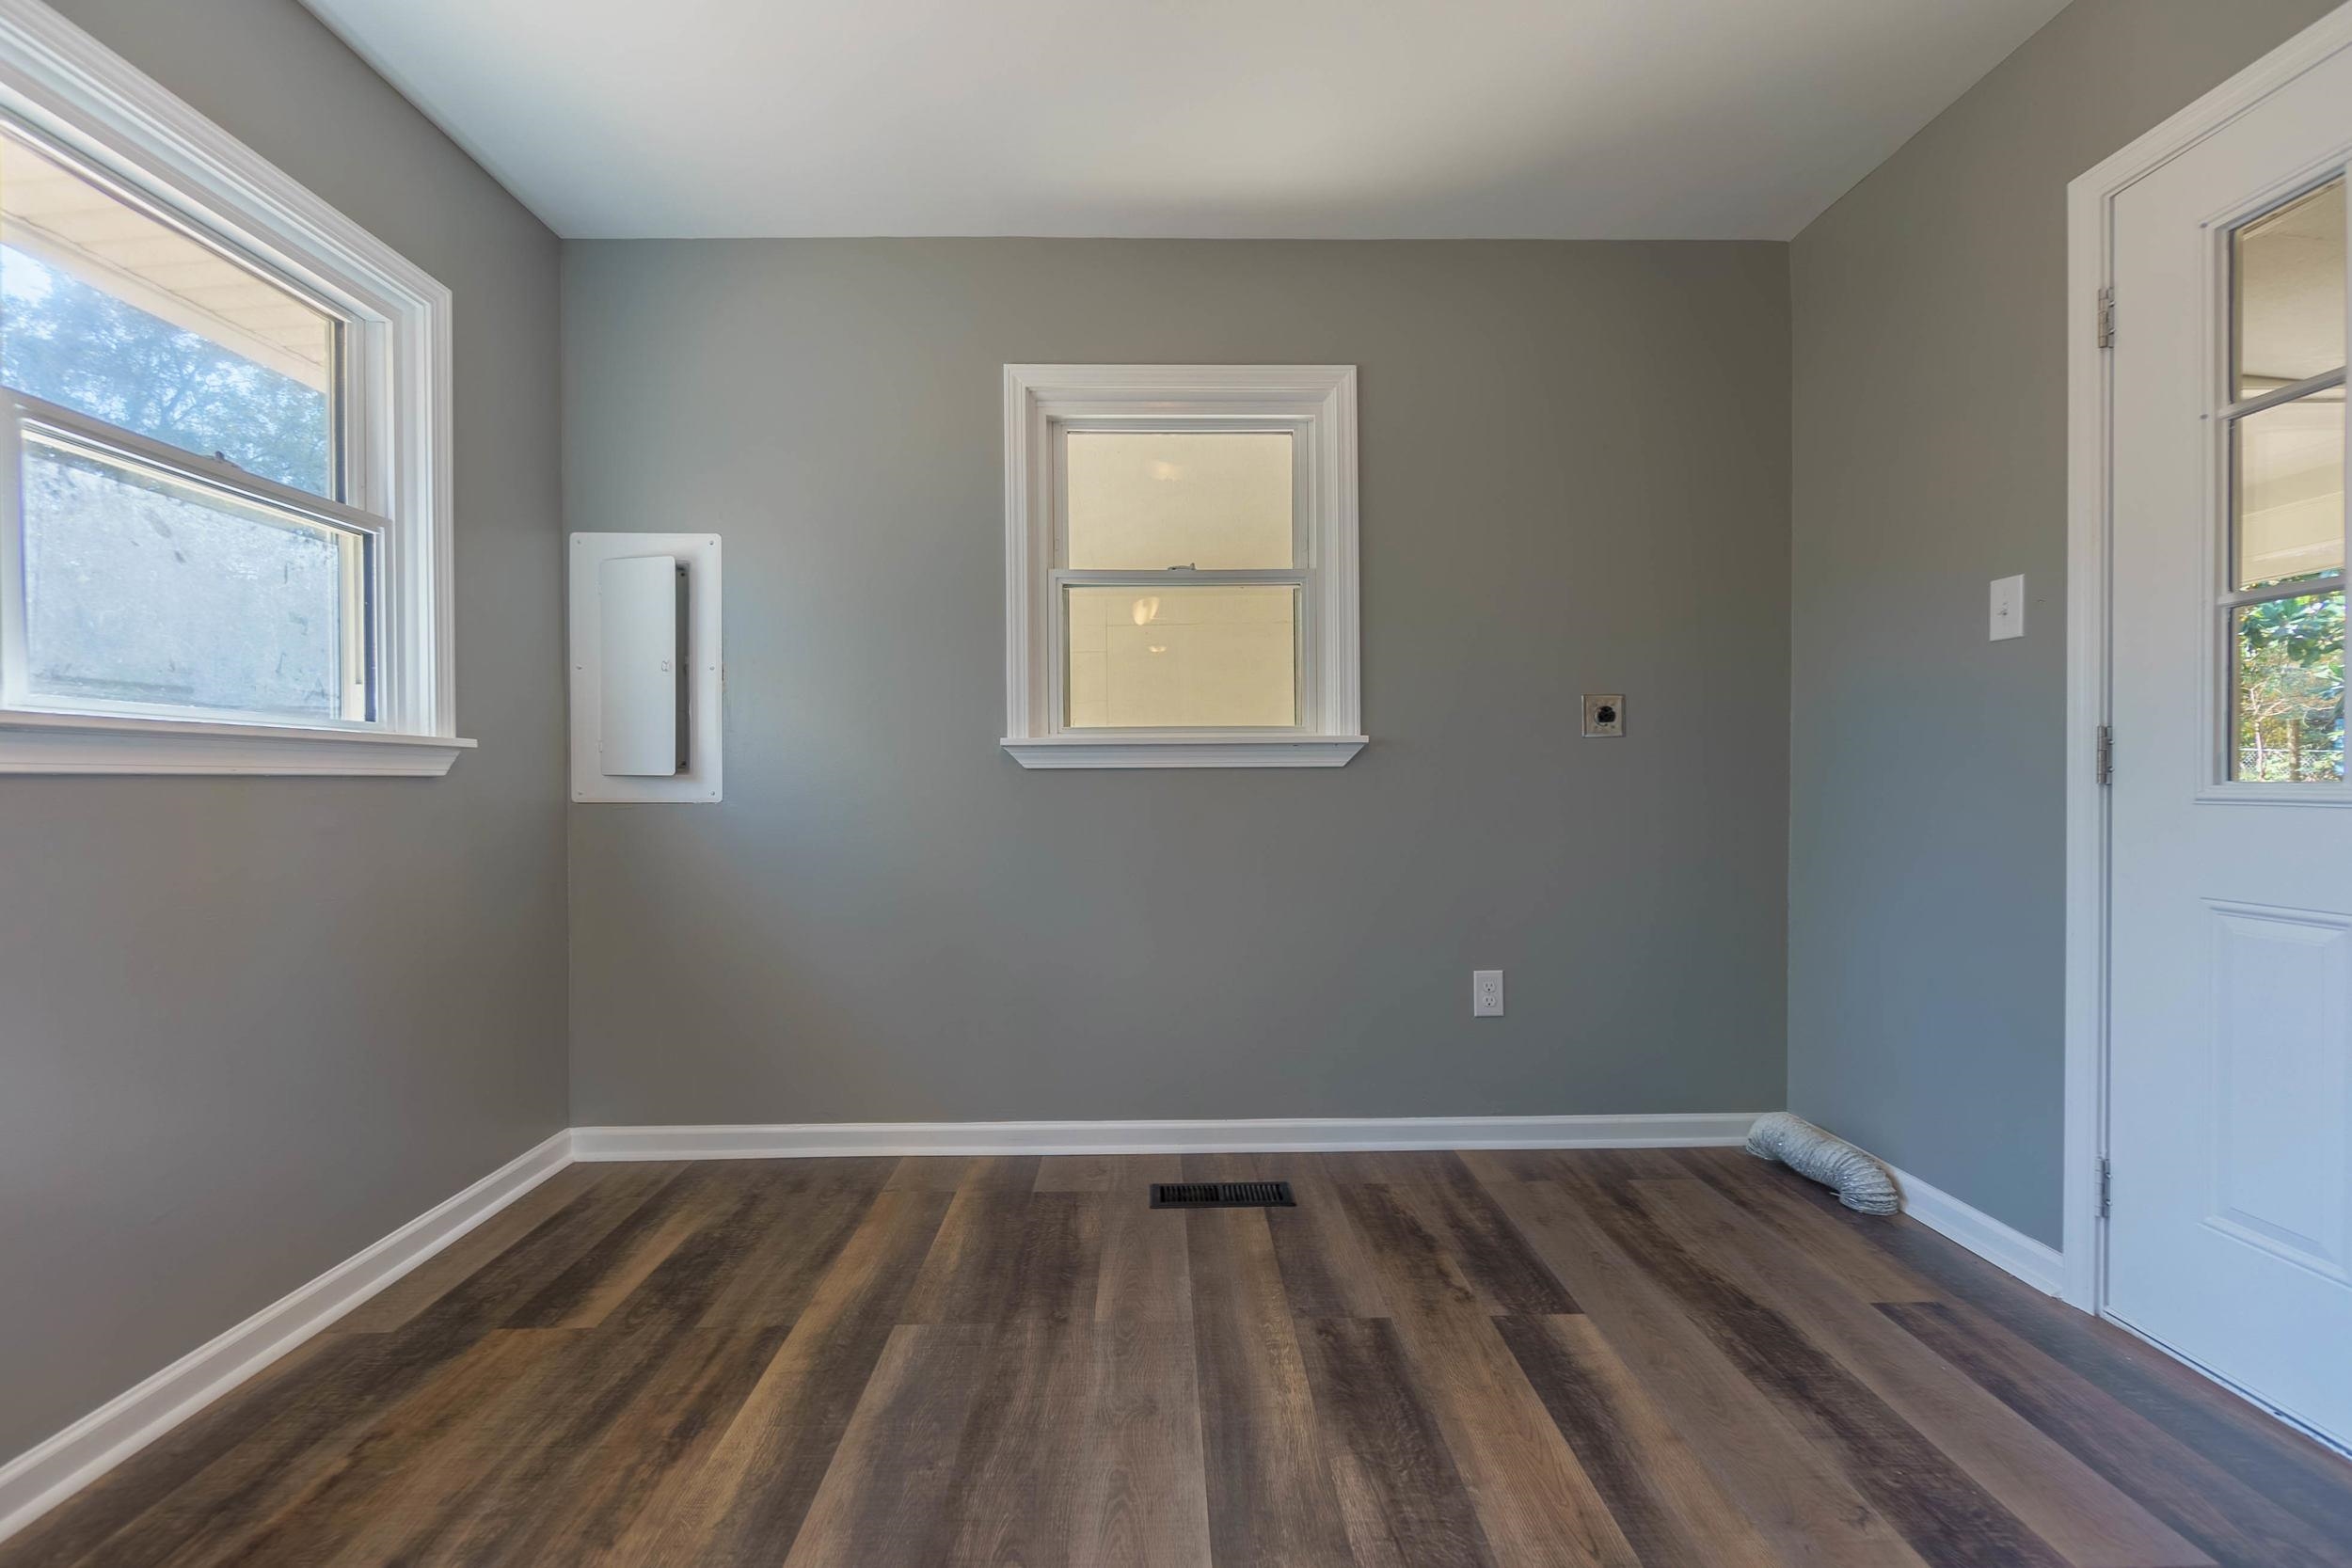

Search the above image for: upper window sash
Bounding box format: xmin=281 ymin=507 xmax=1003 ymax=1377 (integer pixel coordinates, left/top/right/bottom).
xmin=1049 ymin=415 xmax=1317 ymax=575
xmin=0 ymin=108 xmax=359 ymax=503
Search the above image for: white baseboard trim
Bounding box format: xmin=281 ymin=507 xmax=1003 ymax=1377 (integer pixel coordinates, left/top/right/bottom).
xmin=0 ymin=1129 xmax=574 ymax=1547
xmin=1889 ymin=1163 xmax=2066 ymax=1297
xmin=569 ymin=1111 xmax=1767 ymax=1161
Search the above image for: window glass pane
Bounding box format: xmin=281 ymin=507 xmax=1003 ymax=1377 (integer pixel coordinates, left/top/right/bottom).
xmin=21 ymin=430 xmax=368 ymax=721
xmin=1066 ymin=584 xmax=1295 ymax=728
xmin=0 ymin=119 xmax=337 ymax=497
xmin=2232 ymin=589 xmax=2344 ymax=783
xmin=2233 ymin=387 xmax=2344 ymax=590
xmin=2233 ymin=177 xmax=2345 ymax=400
xmin=1065 ymin=431 xmax=1291 ymax=569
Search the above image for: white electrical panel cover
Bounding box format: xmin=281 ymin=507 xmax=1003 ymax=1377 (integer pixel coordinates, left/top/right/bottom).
xmin=570 ymin=532 xmax=722 ymax=802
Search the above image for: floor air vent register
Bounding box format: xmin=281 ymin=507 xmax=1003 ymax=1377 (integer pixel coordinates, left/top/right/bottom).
xmin=1149 ymin=1181 xmax=1295 ymax=1209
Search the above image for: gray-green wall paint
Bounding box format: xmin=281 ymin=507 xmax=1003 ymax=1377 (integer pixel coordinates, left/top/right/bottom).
xmin=1788 ymin=0 xmax=2338 ymax=1247
xmin=0 ymin=0 xmax=567 ymax=1459
xmin=563 ymin=239 xmax=1791 ymax=1129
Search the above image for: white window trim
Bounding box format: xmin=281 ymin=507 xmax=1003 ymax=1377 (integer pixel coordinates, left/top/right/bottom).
xmin=0 ymin=0 xmax=467 ymax=777
xmin=1001 ymin=363 xmax=1365 ymax=769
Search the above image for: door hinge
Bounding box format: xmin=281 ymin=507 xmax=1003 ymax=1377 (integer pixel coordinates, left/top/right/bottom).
xmin=2096 ymin=723 xmax=2113 ymax=784
xmin=2098 ymin=1157 xmax=2113 ymax=1217
xmin=2096 ymin=286 xmax=2116 ymax=348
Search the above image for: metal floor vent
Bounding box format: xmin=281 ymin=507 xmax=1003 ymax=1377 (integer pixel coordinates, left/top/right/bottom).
xmin=1151 ymin=1180 xmax=1295 ymax=1209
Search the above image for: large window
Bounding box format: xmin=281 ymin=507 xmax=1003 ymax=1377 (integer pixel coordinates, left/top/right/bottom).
xmin=1001 ymin=366 xmax=1362 ymax=768
xmin=0 ymin=2 xmax=459 ymax=775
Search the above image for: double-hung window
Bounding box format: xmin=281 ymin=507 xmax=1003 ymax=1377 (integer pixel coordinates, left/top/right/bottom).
xmin=0 ymin=3 xmax=459 ymax=774
xmin=1001 ymin=365 xmax=1364 ymax=768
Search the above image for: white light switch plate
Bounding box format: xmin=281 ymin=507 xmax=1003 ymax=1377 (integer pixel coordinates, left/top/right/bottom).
xmin=1989 ymin=575 xmax=2025 ymax=641
xmin=1472 ymin=970 xmax=1504 ymax=1017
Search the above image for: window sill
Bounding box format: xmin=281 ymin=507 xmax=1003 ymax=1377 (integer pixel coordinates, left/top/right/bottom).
xmin=1001 ymin=734 xmax=1368 ymax=769
xmin=0 ymin=709 xmax=476 ymax=777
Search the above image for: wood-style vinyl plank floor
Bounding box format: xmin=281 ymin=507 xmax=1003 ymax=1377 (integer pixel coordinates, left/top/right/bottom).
xmin=7 ymin=1147 xmax=2352 ymax=1566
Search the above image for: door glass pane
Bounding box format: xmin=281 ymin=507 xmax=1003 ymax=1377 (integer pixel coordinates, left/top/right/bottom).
xmin=2231 ymin=589 xmax=2344 ymax=782
xmin=2233 ymin=177 xmax=2345 ymax=400
xmin=1065 ymin=431 xmax=1292 ymax=569
xmin=0 ymin=119 xmax=339 ymax=497
xmin=1066 ymin=584 xmax=1295 ymax=728
xmin=2233 ymin=387 xmax=2344 ymax=589
xmin=20 ymin=430 xmax=369 ymax=721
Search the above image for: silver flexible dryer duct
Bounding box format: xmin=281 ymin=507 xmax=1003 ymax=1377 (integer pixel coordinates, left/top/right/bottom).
xmin=1743 ymin=1112 xmax=1900 ymax=1215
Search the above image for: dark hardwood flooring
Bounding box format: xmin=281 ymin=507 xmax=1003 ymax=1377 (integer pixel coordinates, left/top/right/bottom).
xmin=7 ymin=1146 xmax=2351 ymax=1566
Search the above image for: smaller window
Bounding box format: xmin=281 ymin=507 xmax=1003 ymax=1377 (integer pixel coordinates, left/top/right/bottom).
xmin=1002 ymin=366 xmax=1362 ymax=768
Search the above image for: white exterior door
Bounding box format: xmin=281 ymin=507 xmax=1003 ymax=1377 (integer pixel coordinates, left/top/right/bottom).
xmin=2106 ymin=40 xmax=2352 ymax=1448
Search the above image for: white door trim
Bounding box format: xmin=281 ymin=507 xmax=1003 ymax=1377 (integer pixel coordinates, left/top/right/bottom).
xmin=2062 ymin=0 xmax=2352 ymax=1315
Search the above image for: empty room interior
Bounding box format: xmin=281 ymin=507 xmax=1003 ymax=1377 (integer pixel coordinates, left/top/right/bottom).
xmin=5 ymin=0 xmax=2352 ymax=1561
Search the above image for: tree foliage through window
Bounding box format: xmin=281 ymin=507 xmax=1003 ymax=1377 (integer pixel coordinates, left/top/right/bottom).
xmin=1 ymin=245 xmax=330 ymax=493
xmin=2236 ymin=589 xmax=2346 ymax=782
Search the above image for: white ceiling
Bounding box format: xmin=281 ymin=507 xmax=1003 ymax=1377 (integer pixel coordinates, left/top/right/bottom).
xmin=297 ymin=0 xmax=2069 ymax=241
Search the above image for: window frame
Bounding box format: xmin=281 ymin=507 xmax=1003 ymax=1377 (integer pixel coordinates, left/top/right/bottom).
xmin=0 ymin=0 xmax=466 ymax=776
xmin=1002 ymin=364 xmax=1364 ymax=768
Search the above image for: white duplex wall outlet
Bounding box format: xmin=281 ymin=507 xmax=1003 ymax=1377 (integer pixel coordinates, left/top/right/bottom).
xmin=1473 ymin=970 xmax=1505 ymax=1017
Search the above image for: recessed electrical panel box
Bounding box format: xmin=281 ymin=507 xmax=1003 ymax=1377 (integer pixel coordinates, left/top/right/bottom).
xmin=569 ymin=532 xmax=723 ymax=803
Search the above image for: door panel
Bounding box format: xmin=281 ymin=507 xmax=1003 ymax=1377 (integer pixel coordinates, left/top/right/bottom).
xmin=2204 ymin=902 xmax=2350 ymax=1281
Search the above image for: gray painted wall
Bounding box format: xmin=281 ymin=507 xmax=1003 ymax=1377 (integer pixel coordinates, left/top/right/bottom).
xmin=564 ymin=240 xmax=1791 ymax=1128
xmin=0 ymin=0 xmax=567 ymax=1459
xmin=1788 ymin=0 xmax=2338 ymax=1246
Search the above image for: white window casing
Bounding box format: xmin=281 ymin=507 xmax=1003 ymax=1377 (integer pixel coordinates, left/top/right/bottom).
xmin=0 ymin=0 xmax=466 ymax=776
xmin=1001 ymin=364 xmax=1365 ymax=769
